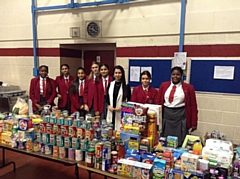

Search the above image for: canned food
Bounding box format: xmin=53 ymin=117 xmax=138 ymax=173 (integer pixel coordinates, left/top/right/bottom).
xmin=45 ymin=145 xmax=53 ymax=155
xmin=59 ymin=147 xmax=67 ymax=159
xmin=72 ymin=137 xmax=80 ymax=149
xmin=73 ymin=119 xmax=81 ymax=127
xmin=40 ymin=122 xmax=47 ymax=133
xmin=45 ymin=115 xmax=50 ymax=123
xmin=56 ymin=135 xmax=64 ymax=147
xmin=52 ymin=124 xmax=60 ymax=135
xmin=95 ymin=142 xmax=104 ymax=158
xmin=86 ymin=121 xmax=91 ymax=130
xmin=68 ymin=148 xmax=75 ymax=160
xmin=59 ymin=117 xmax=65 ymax=125
xmin=67 ymin=118 xmax=73 ymax=126
xmin=32 ymin=123 xmax=40 ymax=133
xmin=80 ymin=139 xmax=88 ymax=151
xmin=85 ymin=128 xmax=94 ymax=140
xmin=36 ymin=132 xmax=42 ymax=142
xmin=68 ymin=126 xmax=77 ymax=138
xmin=64 ymin=136 xmax=72 ymax=148
xmin=46 ymin=123 xmax=53 ymax=134
xmin=61 ymin=125 xmax=69 ymax=136
xmin=62 ymin=110 xmax=69 ymax=118
xmin=75 ymin=150 xmax=84 ymax=161
xmin=53 ymin=146 xmax=59 ymax=157
xmin=77 ymin=127 xmax=85 ymax=139
xmin=101 ymin=129 xmax=108 ymax=140
xmin=26 ymin=139 xmax=33 ymax=152
xmin=49 ymin=117 xmax=54 ymax=124
xmin=111 ymin=151 xmax=118 ymax=164
xmin=42 ymin=133 xmax=50 ymax=144
xmin=49 ymin=134 xmax=56 ymax=145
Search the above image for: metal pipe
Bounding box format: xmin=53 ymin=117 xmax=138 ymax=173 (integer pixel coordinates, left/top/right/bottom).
xmin=75 ymin=0 xmax=118 ymax=8
xmin=31 ymin=0 xmax=38 ymax=77
xmin=179 ymin=0 xmax=186 ymax=52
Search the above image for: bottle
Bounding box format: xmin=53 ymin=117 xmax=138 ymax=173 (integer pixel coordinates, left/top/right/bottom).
xmin=193 ymin=140 xmax=202 ymax=155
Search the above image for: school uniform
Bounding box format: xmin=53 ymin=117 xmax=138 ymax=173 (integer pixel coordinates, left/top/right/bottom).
xmin=98 ymin=76 xmax=113 ymax=120
xmin=155 ymin=81 xmax=198 ymax=146
xmin=70 ymin=79 xmax=86 ymax=116
xmin=29 ymin=76 xmax=56 ymax=113
xmin=55 ymin=75 xmax=74 ymax=110
xmin=131 ymin=85 xmax=158 ymax=104
xmin=84 ymin=76 xmax=98 ymax=116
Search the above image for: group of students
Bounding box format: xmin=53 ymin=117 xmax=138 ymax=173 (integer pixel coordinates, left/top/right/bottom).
xmin=29 ymin=62 xmax=198 ymax=146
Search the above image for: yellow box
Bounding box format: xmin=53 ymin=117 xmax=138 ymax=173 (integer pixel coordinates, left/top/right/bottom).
xmin=141 ymin=136 xmax=153 ymax=151
xmin=124 ymin=125 xmax=139 ymax=135
xmin=128 ymin=140 xmax=139 ymax=150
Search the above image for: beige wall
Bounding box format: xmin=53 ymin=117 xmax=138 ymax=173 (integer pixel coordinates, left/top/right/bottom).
xmin=0 ymin=0 xmax=240 ymax=142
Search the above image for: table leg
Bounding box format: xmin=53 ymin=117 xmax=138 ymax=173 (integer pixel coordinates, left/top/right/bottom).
xmin=0 ymin=148 xmax=16 ymax=170
xmin=75 ymin=164 xmax=79 ymax=179
xmin=88 ymin=170 xmax=91 ymax=179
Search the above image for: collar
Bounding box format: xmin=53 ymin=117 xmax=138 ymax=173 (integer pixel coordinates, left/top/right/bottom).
xmin=40 ymin=77 xmax=46 ymax=81
xmin=64 ymin=75 xmax=69 ymax=80
xmin=102 ymin=76 xmax=109 ymax=81
xmin=142 ymin=85 xmax=149 ymax=91
xmin=79 ymin=79 xmax=85 ymax=83
xmin=171 ymin=81 xmax=181 ymax=87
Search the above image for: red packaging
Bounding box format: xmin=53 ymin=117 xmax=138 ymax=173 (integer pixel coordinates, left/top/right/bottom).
xmin=85 ymin=128 xmax=94 ymax=140
xmin=68 ymin=126 xmax=77 ymax=137
xmin=95 ymin=142 xmax=104 ymax=158
xmin=18 ymin=118 xmax=33 ymax=131
xmin=46 ymin=123 xmax=53 ymax=134
xmin=77 ymin=128 xmax=85 ymax=139
xmin=61 ymin=125 xmax=69 ymax=136
xmin=40 ymin=122 xmax=47 ymax=133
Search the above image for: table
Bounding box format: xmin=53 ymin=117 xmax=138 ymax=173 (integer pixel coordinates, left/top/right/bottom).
xmin=77 ymin=161 xmax=133 ymax=179
xmin=0 ymin=143 xmax=79 ymax=179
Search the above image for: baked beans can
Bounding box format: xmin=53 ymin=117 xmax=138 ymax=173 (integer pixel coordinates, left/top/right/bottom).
xmin=45 ymin=115 xmax=50 ymax=123
xmin=73 ymin=119 xmax=81 ymax=127
xmin=53 ymin=117 xmax=58 ymax=124
xmin=72 ymin=137 xmax=80 ymax=149
xmin=80 ymin=139 xmax=88 ymax=151
xmin=49 ymin=117 xmax=54 ymax=124
xmin=40 ymin=122 xmax=47 ymax=133
xmin=111 ymin=151 xmax=118 ymax=164
xmin=56 ymin=135 xmax=64 ymax=147
xmin=45 ymin=144 xmax=53 ymax=155
xmin=42 ymin=133 xmax=49 ymax=144
xmin=52 ymin=124 xmax=59 ymax=135
xmin=36 ymin=132 xmax=42 ymax=142
xmin=62 ymin=110 xmax=69 ymax=118
xmin=86 ymin=121 xmax=91 ymax=130
xmin=61 ymin=125 xmax=69 ymax=136
xmin=46 ymin=123 xmax=53 ymax=134
xmin=77 ymin=127 xmax=85 ymax=139
xmin=68 ymin=126 xmax=77 ymax=138
xmin=85 ymin=128 xmax=94 ymax=140
xmin=95 ymin=157 xmax=102 ymax=169
xmin=68 ymin=148 xmax=75 ymax=160
xmin=75 ymin=150 xmax=84 ymax=161
xmin=49 ymin=134 xmax=56 ymax=145
xmin=59 ymin=147 xmax=67 ymax=159
xmin=64 ymin=136 xmax=72 ymax=148
xmin=102 ymin=159 xmax=109 ymax=171
xmin=59 ymin=117 xmax=65 ymax=125
xmin=95 ymin=142 xmax=104 ymax=158
xmin=53 ymin=146 xmax=59 ymax=157
xmin=68 ymin=117 xmax=74 ymax=126
xmin=33 ymin=141 xmax=39 ymax=152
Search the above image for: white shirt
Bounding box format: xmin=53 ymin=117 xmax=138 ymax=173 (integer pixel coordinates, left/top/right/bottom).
xmin=79 ymin=79 xmax=85 ymax=95
xmin=102 ymin=76 xmax=109 ymax=89
xmin=164 ymin=82 xmax=185 ymax=108
xmin=142 ymin=85 xmax=149 ymax=91
xmin=40 ymin=77 xmax=46 ymax=94
xmin=64 ymin=75 xmax=69 ymax=81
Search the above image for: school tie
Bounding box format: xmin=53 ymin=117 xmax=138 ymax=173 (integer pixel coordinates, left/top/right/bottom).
xmin=169 ymin=85 xmax=176 ymax=103
xmin=42 ymin=79 xmax=46 ymax=97
xmin=104 ymin=79 xmax=108 ymax=95
xmin=79 ymin=81 xmax=84 ymax=96
xmin=65 ymin=79 xmax=69 ymax=88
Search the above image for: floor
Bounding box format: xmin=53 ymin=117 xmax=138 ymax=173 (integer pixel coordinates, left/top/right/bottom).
xmin=0 ymin=149 xmax=108 ymax=179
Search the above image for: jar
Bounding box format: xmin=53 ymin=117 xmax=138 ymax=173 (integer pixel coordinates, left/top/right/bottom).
xmin=111 ymin=151 xmax=118 ymax=165
xmin=87 ymin=148 xmax=95 ymax=167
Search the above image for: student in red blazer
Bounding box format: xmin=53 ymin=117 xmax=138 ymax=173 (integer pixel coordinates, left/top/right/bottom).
xmin=84 ymin=61 xmax=100 ymax=116
xmin=29 ymin=65 xmax=56 ymax=114
xmin=69 ymin=67 xmax=88 ymax=116
xmin=131 ymin=71 xmax=157 ymax=104
xmin=97 ymin=64 xmax=113 ymax=120
xmin=155 ymin=67 xmax=198 ymax=146
xmin=55 ymin=64 xmax=74 ymax=112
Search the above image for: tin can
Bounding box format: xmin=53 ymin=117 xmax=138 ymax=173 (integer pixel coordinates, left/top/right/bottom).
xmin=45 ymin=144 xmax=53 ymax=155
xmin=32 ymin=123 xmax=40 ymax=133
xmin=53 ymin=117 xmax=58 ymax=124
xmin=53 ymin=124 xmax=59 ymax=135
xmin=59 ymin=147 xmax=67 ymax=159
xmin=81 ymin=121 xmax=87 ymax=128
xmin=68 ymin=148 xmax=75 ymax=160
xmin=53 ymin=146 xmax=59 ymax=157
xmin=52 ymin=106 xmax=58 ymax=112
xmin=103 ymin=141 xmax=111 ymax=160
xmin=56 ymin=135 xmax=64 ymax=147
xmin=85 ymin=128 xmax=94 ymax=140
xmin=86 ymin=121 xmax=92 ymax=130
xmin=33 ymin=141 xmax=39 ymax=152
xmin=49 ymin=117 xmax=54 ymax=124
xmin=61 ymin=125 xmax=69 ymax=136
xmin=68 ymin=126 xmax=77 ymax=137
xmin=72 ymin=111 xmax=79 ymax=120
xmin=85 ymin=114 xmax=92 ymax=121
xmin=40 ymin=122 xmax=47 ymax=133
xmin=62 ymin=110 xmax=69 ymax=118
xmin=26 ymin=139 xmax=33 ymax=152
xmin=54 ymin=110 xmax=61 ymax=118
xmin=36 ymin=132 xmax=42 ymax=142
xmin=39 ymin=143 xmax=45 ymax=153
xmin=80 ymin=139 xmax=88 ymax=151
xmin=101 ymin=120 xmax=107 ymax=125
xmin=46 ymin=123 xmax=53 ymax=134
xmin=102 ymin=159 xmax=109 ymax=171
xmin=72 ymin=137 xmax=80 ymax=149
xmin=95 ymin=157 xmax=102 ymax=169
xmin=73 ymin=119 xmax=81 ymax=127
xmin=77 ymin=127 xmax=85 ymax=139
xmin=101 ymin=129 xmax=108 ymax=140
xmin=42 ymin=133 xmax=50 ymax=144
xmin=111 ymin=151 xmax=118 ymax=164
xmin=45 ymin=115 xmax=50 ymax=123
xmin=75 ymin=150 xmax=84 ymax=161
xmin=64 ymin=118 xmax=69 ymax=126
xmin=95 ymin=142 xmax=104 ymax=158
xmin=59 ymin=117 xmax=65 ymax=125
xmin=64 ymin=136 xmax=72 ymax=148
xmin=49 ymin=134 xmax=56 ymax=145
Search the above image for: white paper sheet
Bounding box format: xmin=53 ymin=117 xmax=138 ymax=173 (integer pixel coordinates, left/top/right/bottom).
xmin=130 ymin=66 xmax=140 ymax=82
xmin=213 ymin=66 xmax=234 ymax=80
xmin=174 ymin=52 xmax=187 ymax=70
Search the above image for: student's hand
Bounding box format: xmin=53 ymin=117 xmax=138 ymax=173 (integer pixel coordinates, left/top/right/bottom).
xmin=95 ymin=111 xmax=100 ymax=116
xmin=84 ymin=104 xmax=89 ymax=111
xmin=57 ymin=94 xmax=62 ymax=99
xmin=115 ymin=106 xmax=122 ymax=112
xmin=36 ymin=104 xmax=43 ymax=110
xmin=108 ymin=105 xmax=114 ymax=112
xmin=80 ymin=105 xmax=84 ymax=109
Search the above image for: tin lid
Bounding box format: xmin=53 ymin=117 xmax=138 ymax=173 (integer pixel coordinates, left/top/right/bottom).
xmin=88 ymin=148 xmax=95 ymax=152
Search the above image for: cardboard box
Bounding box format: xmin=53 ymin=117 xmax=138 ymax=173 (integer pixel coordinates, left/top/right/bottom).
xmin=120 ymin=132 xmax=140 ymax=151
xmin=181 ymin=153 xmax=199 ymax=170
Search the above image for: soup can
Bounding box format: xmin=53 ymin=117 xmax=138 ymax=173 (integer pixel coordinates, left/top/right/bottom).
xmin=59 ymin=147 xmax=67 ymax=159
xmin=77 ymin=127 xmax=85 ymax=139
xmin=42 ymin=133 xmax=49 ymax=144
xmin=59 ymin=117 xmax=65 ymax=125
xmin=64 ymin=136 xmax=72 ymax=148
xmin=75 ymin=150 xmax=84 ymax=161
xmin=45 ymin=144 xmax=53 ymax=155
xmin=56 ymin=135 xmax=64 ymax=147
xmin=46 ymin=123 xmax=53 ymax=134
xmin=80 ymin=139 xmax=88 ymax=151
xmin=53 ymin=146 xmax=59 ymax=157
xmin=61 ymin=125 xmax=69 ymax=136
xmin=72 ymin=137 xmax=80 ymax=149
xmin=33 ymin=141 xmax=39 ymax=152
xmin=69 ymin=126 xmax=77 ymax=138
xmin=45 ymin=115 xmax=50 ymax=123
xmin=68 ymin=148 xmax=75 ymax=160
xmin=49 ymin=134 xmax=56 ymax=145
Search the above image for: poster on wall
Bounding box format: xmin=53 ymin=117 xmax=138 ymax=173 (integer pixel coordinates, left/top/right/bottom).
xmin=174 ymin=52 xmax=187 ymax=70
xmin=213 ymin=66 xmax=234 ymax=80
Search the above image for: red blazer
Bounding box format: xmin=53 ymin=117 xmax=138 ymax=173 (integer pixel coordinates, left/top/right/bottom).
xmin=97 ymin=76 xmax=113 ymax=114
xmin=29 ymin=77 xmax=57 ymax=111
xmin=55 ymin=76 xmax=74 ymax=108
xmin=84 ymin=76 xmax=98 ymax=111
xmin=155 ymin=81 xmax=198 ymax=129
xmin=131 ymin=85 xmax=158 ymax=104
xmin=70 ymin=93 xmax=84 ymax=113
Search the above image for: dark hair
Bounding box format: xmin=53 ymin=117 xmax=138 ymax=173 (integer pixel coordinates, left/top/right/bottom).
xmin=140 ymin=70 xmax=152 ymax=80
xmin=69 ymin=67 xmax=86 ymax=95
xmin=88 ymin=61 xmax=100 ymax=83
xmin=113 ymin=65 xmax=127 ymax=102
xmin=99 ymin=64 xmax=110 ymax=78
xmin=60 ymin=64 xmax=70 ymax=79
xmin=171 ymin=66 xmax=183 ymax=76
xmin=39 ymin=65 xmax=48 ymax=72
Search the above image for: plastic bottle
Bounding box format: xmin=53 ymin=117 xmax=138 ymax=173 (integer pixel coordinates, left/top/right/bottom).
xmin=40 ymin=105 xmax=51 ymax=118
xmin=193 ymin=140 xmax=202 ymax=155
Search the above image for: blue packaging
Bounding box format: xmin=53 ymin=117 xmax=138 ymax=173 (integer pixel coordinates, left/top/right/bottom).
xmin=153 ymin=158 xmax=166 ymax=179
xmin=142 ymin=153 xmax=156 ymax=164
xmin=120 ymin=132 xmax=140 ymax=151
xmin=125 ymin=153 xmax=141 ymax=162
